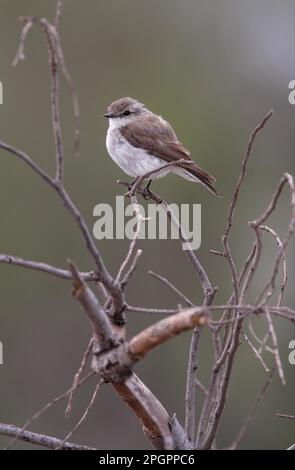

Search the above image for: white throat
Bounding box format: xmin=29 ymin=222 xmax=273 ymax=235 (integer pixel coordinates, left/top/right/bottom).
xmin=108 ymin=116 xmax=133 ymax=130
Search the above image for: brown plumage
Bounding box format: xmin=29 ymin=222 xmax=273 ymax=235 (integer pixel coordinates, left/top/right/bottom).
xmin=121 ymin=114 xmax=219 ymax=196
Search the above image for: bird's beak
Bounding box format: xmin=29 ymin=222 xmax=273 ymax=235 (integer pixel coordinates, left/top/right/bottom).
xmin=104 ymin=113 xmax=114 ymax=118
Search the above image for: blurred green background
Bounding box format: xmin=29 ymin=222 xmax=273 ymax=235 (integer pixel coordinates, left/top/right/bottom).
xmin=0 ymin=0 xmax=294 ymax=450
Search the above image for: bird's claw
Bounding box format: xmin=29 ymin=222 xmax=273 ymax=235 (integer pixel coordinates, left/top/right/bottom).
xmin=117 ymin=180 xmax=133 ymax=196
xmin=141 ymin=187 xmax=153 ymax=200
xmin=117 ymin=179 xmax=154 ymax=200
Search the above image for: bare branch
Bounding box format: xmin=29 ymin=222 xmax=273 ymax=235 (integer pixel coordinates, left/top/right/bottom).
xmin=12 ymin=16 xmax=35 ymax=67
xmin=259 ymin=225 xmax=287 ymax=306
xmin=0 ymin=140 xmax=54 ymax=186
xmin=254 ymin=173 xmax=295 ymax=305
xmin=149 ymin=270 xmax=194 ymax=307
xmin=121 ymin=249 xmax=143 ymax=288
xmin=4 ymin=372 xmax=95 ymax=449
xmin=287 ymin=443 xmax=295 ymax=450
xmin=265 ymin=309 xmax=286 ymax=385
xmin=0 ymin=423 xmax=96 ymax=450
xmin=65 ymin=338 xmax=94 ymax=417
xmin=57 ymin=379 xmax=103 ymax=450
xmin=0 ymin=253 xmax=98 ymax=281
xmin=13 ymin=12 xmax=80 ymax=159
xmin=126 ymin=305 xmax=181 ymax=314
xmin=48 ymin=22 xmax=81 ymax=159
xmin=196 ymin=111 xmax=274 ymax=449
xmin=116 ymin=208 xmax=143 ymax=283
xmin=230 ymin=368 xmax=275 ymax=449
xmin=156 ymin=196 xmax=216 ymax=446
xmin=185 ymin=327 xmax=201 ymax=442
xmin=0 ymin=140 xmax=125 ymax=320
xmin=222 ymin=109 xmax=273 ymax=303
xmin=276 ymin=414 xmax=295 ymax=420
xmin=40 ymin=19 xmax=64 ymax=182
xmin=243 ymin=334 xmax=269 ymax=372
xmin=128 ymin=307 xmax=209 ymax=360
xmin=54 ymin=0 xmax=64 ymax=28
xmin=69 ymin=260 xmax=119 ymax=350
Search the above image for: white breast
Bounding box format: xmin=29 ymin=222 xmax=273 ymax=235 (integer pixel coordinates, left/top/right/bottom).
xmin=106 ymin=124 xmax=171 ymax=179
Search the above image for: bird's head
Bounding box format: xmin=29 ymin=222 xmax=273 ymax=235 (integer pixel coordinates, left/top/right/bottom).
xmin=104 ymin=97 xmax=147 ymax=127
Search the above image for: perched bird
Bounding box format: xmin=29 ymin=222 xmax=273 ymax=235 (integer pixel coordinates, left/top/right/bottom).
xmin=104 ymin=97 xmax=219 ymax=197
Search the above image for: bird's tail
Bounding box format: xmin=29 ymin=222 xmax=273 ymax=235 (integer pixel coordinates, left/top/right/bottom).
xmin=174 ymin=163 xmax=221 ymax=197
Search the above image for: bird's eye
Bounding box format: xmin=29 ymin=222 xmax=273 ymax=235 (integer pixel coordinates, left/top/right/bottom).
xmin=123 ymin=110 xmax=131 ymax=116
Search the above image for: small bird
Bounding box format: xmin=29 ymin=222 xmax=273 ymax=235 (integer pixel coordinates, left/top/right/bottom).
xmin=104 ymin=97 xmax=219 ymax=197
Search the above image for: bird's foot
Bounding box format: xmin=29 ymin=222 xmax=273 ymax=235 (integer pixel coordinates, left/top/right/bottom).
xmin=117 ymin=180 xmax=130 ymax=190
xmin=141 ymin=187 xmax=153 ymax=200
xmin=117 ymin=178 xmax=140 ymax=198
xmin=141 ymin=180 xmax=153 ymax=200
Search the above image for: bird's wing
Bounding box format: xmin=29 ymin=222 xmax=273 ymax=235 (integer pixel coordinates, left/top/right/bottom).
xmin=121 ymin=114 xmax=216 ymax=184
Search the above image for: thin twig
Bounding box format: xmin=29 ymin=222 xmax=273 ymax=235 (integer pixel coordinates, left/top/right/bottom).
xmin=65 ymin=338 xmax=94 ymax=417
xmin=0 ymin=253 xmax=98 ymax=281
xmin=12 ymin=16 xmax=35 ymax=67
xmin=243 ymin=334 xmax=269 ymax=372
xmin=54 ymin=0 xmax=64 ymax=28
xmin=185 ymin=328 xmax=201 ymax=442
xmin=0 ymin=140 xmax=125 ymax=320
xmin=276 ymin=414 xmax=295 ymax=420
xmin=254 ymin=174 xmax=295 ymax=305
xmin=265 ymin=309 xmax=286 ymax=385
xmin=199 ymin=110 xmax=274 ymax=450
xmin=149 ymin=271 xmax=194 ymax=307
xmin=116 ymin=208 xmax=143 ymax=283
xmin=40 ymin=19 xmax=64 ymax=183
xmin=230 ymin=367 xmax=275 ymax=449
xmin=121 ymin=249 xmax=143 ymax=288
xmin=222 ymin=109 xmax=273 ymax=303
xmin=57 ymin=379 xmax=103 ymax=450
xmin=0 ymin=423 xmax=96 ymax=450
xmin=4 ymin=372 xmax=95 ymax=449
xmin=126 ymin=305 xmax=181 ymax=314
xmin=259 ymin=225 xmax=287 ymax=306
xmin=69 ymin=260 xmax=120 ymax=347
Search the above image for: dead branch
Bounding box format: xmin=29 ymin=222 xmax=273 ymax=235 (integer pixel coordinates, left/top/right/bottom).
xmin=0 ymin=253 xmax=98 ymax=281
xmin=69 ymin=261 xmax=120 ymax=348
xmin=149 ymin=270 xmax=195 ymax=307
xmin=276 ymin=414 xmax=295 ymax=420
xmin=196 ymin=110 xmax=274 ymax=450
xmin=57 ymin=379 xmax=104 ymax=450
xmin=230 ymin=368 xmax=275 ymax=449
xmin=128 ymin=308 xmax=209 ymax=359
xmin=4 ymin=372 xmax=95 ymax=450
xmin=65 ymin=338 xmax=94 ymax=417
xmin=0 ymin=423 xmax=96 ymax=450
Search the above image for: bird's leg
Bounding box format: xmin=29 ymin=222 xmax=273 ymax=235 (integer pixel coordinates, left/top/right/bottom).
xmin=117 ymin=177 xmax=154 ymax=199
xmin=117 ymin=180 xmax=129 ymax=188
xmin=141 ymin=179 xmax=153 ymax=200
xmin=117 ymin=177 xmax=141 ymax=197
xmin=128 ymin=177 xmax=142 ymax=196
xmin=129 ymin=177 xmax=140 ymax=191
xmin=117 ymin=177 xmax=139 ymax=191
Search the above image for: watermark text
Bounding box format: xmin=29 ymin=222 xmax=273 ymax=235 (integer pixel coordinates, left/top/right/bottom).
xmin=93 ymin=196 xmax=201 ymax=250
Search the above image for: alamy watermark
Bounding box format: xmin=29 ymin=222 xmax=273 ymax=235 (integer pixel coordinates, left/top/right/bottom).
xmin=288 ymin=339 xmax=295 ymax=365
xmin=93 ymin=196 xmax=202 ymax=250
xmin=288 ymin=80 xmax=295 ymax=105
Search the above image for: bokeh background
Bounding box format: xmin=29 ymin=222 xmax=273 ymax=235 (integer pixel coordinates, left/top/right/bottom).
xmin=0 ymin=0 xmax=294 ymax=450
